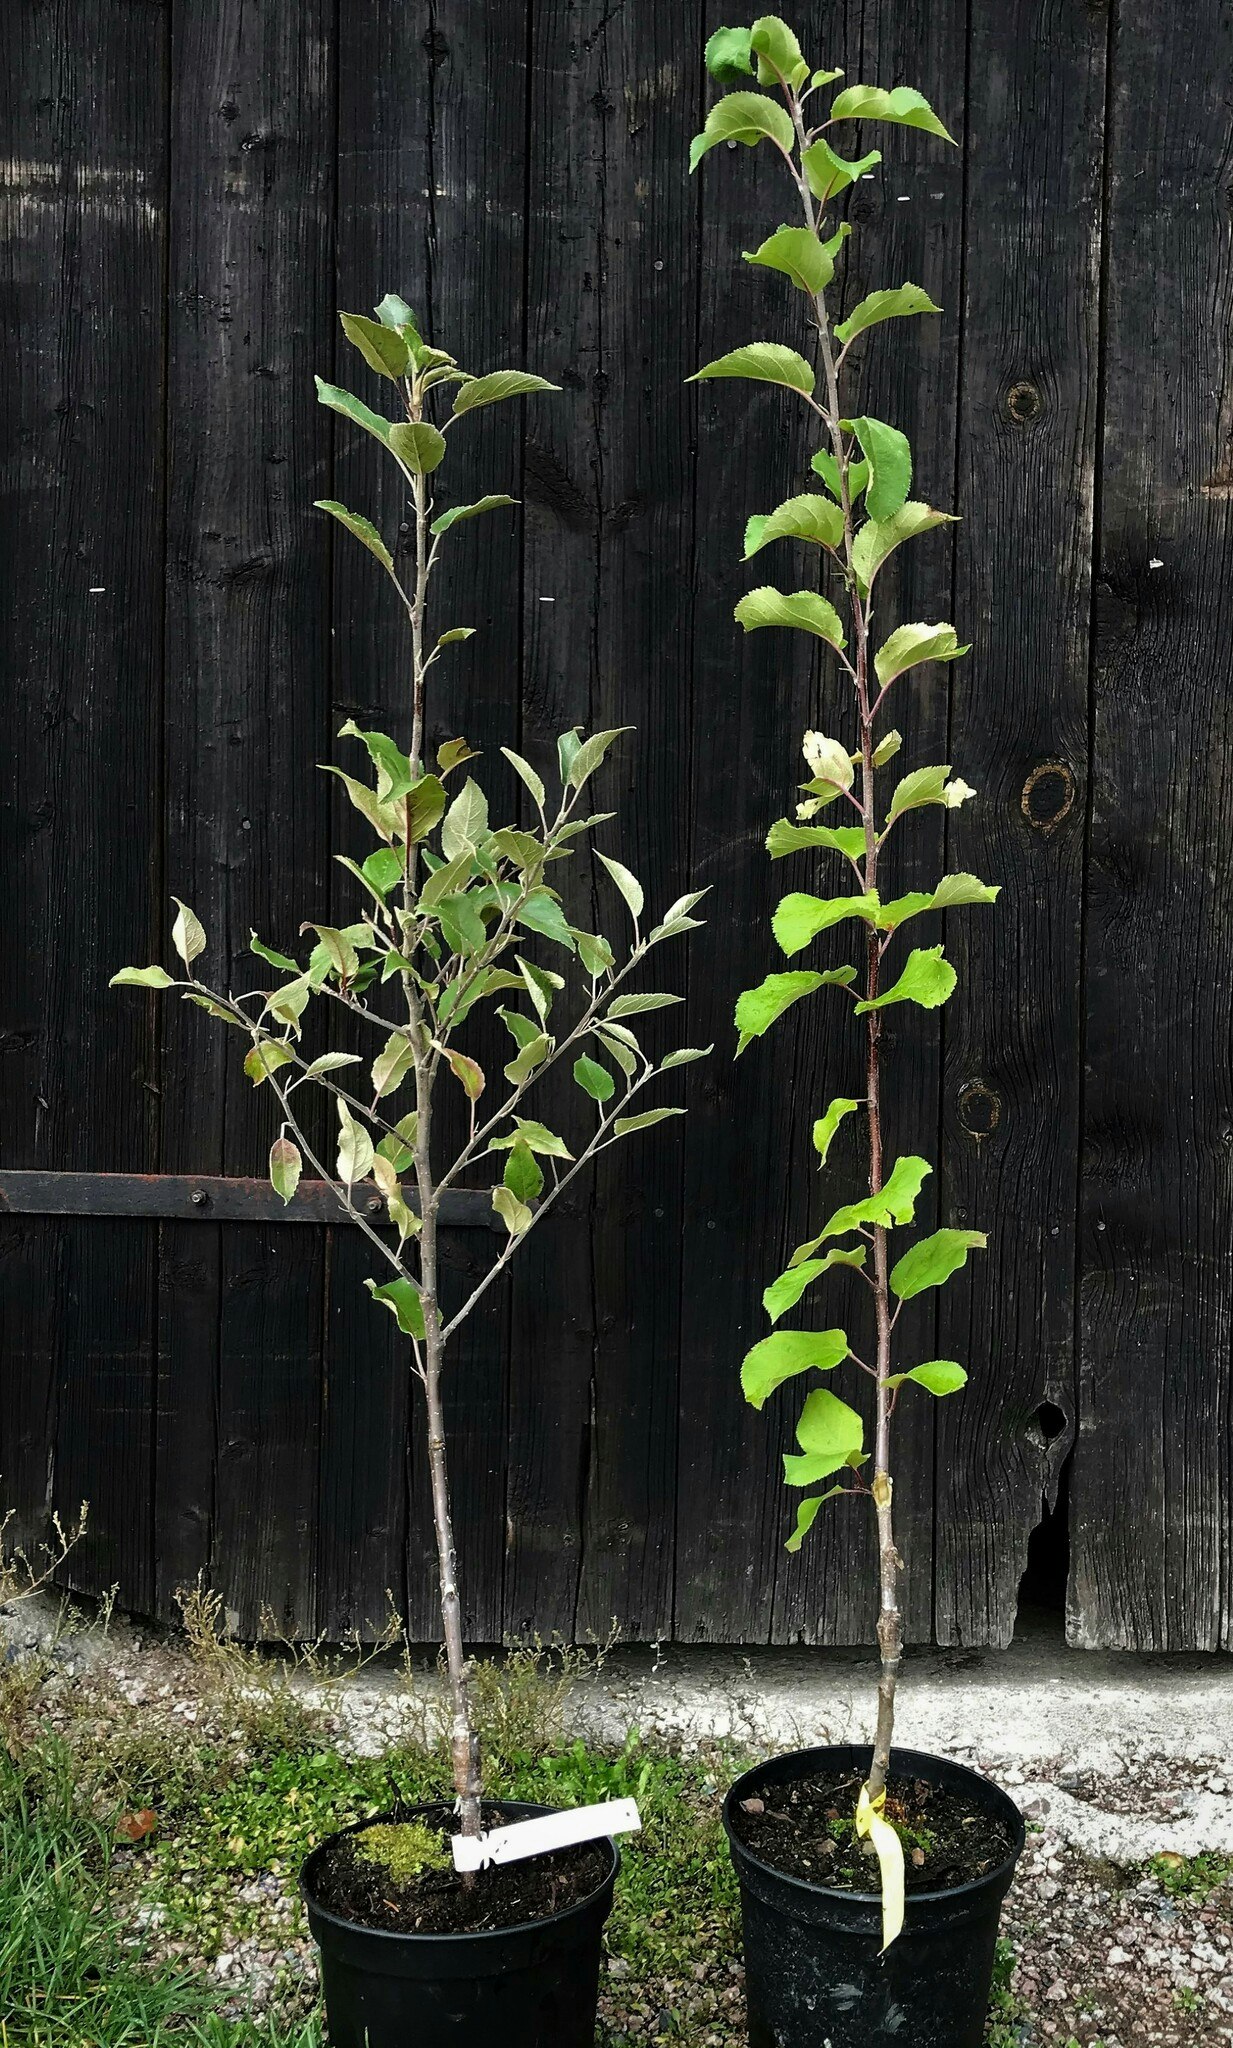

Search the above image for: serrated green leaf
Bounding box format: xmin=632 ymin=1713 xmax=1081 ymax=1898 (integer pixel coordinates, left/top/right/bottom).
xmin=734 ymin=586 xmax=845 ymax=649
xmin=314 ymin=378 xmax=392 ymax=447
xmin=336 ymin=1101 xmax=375 ymax=1185
xmin=375 ymin=1112 xmax=419 ymax=1174
xmin=338 ymin=720 xmax=416 ymax=804
xmin=451 ymin=370 xmax=559 ymax=417
xmin=704 ymin=25 xmax=754 ymax=82
xmin=835 ymin=283 xmax=942 ymax=347
xmin=440 ymin=777 xmax=488 ymax=861
xmin=515 ymin=954 xmax=565 ymax=1025
xmin=498 ymin=1006 xmax=544 ymax=1052
xmin=366 ymin=1276 xmax=425 ymax=1341
xmin=734 ymin=967 xmax=855 ymax=1049
xmin=503 ymin=1138 xmax=544 ymax=1206
xmin=372 ymin=1031 xmax=416 ymax=1100
xmin=388 ymin=421 xmax=446 ymax=475
xmin=659 ymin=1044 xmax=712 ymax=1071
xmin=784 ymin=1387 xmax=865 ymax=1482
xmin=688 ymin=341 xmax=815 ymax=396
xmin=829 ymin=82 xmax=956 ymax=144
xmin=374 ymin=292 xmax=419 ymax=336
xmin=763 ymin=1247 xmax=868 ymax=1323
xmin=595 ymin=1026 xmax=639 ymax=1078
xmin=810 ymin=447 xmax=869 ymax=503
xmin=503 ymin=1031 xmax=550 ymax=1085
xmin=766 ymin=819 xmax=868 ymax=860
xmin=110 ymin=964 xmax=176 ymax=990
xmin=889 ymin=1228 xmax=986 ymax=1301
xmin=744 ymin=493 xmax=846 ymax=557
xmin=488 ymin=1118 xmax=573 ymax=1160
xmin=445 ymin=1048 xmax=485 ymax=1101
xmin=813 ymin=1097 xmax=860 ymax=1167
xmin=320 ymin=764 xmax=396 ymax=841
xmin=785 ymin=1488 xmax=846 ymax=1552
xmin=874 ymin=621 xmax=969 ymax=688
xmin=875 ymin=873 xmax=1000 ymax=930
xmin=809 ymin=1154 xmax=932 ymax=1246
xmin=608 ymin=991 xmax=683 ymax=1019
xmin=772 ymin=891 xmax=880 ymax=956
xmin=843 ymin=416 xmax=912 ymax=521
xmin=339 ymin=311 xmax=411 ymax=380
xmin=612 ymin=1107 xmax=686 ymax=1137
xmin=850 ymin=503 xmax=955 ymax=593
xmin=359 ymin=847 xmax=405 ymax=901
xmin=492 ymin=1184 xmax=533 ymax=1237
xmin=501 ymin=746 xmax=546 ymax=811
xmin=741 ymin=1328 xmax=849 ymax=1410
xmin=513 ymin=888 xmax=574 ymax=951
xmin=749 ymin=14 xmax=809 ymax=88
xmin=305 ymin=1052 xmax=363 ymax=1077
xmin=269 ymin=1136 xmax=302 ymax=1205
xmin=430 ymin=493 xmax=518 ymax=535
xmin=576 ymin=930 xmax=616 ymax=979
xmin=314 ymin=499 xmax=394 ymax=572
xmin=688 ymin=90 xmax=796 ymax=174
xmin=574 ymin=1053 xmax=615 ymax=1102
xmin=801 ymin=137 xmax=882 ymax=205
xmin=245 ymin=1042 xmax=294 ymax=1087
xmin=567 ymin=725 xmax=632 ymax=792
xmin=886 ymin=1359 xmax=968 ymax=1396
xmin=854 ymin=944 xmax=956 ymax=1014
xmin=743 ymin=225 xmax=835 ymax=297
xmin=596 ymin=849 xmax=644 ymax=922
xmin=305 ymin=923 xmax=360 ymax=982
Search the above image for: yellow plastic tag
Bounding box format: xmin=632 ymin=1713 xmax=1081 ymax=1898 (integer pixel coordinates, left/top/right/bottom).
xmin=856 ymin=1781 xmax=905 ymax=1952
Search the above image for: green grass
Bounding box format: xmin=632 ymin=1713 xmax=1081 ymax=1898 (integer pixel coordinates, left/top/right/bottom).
xmin=1150 ymin=1849 xmax=1233 ymax=1902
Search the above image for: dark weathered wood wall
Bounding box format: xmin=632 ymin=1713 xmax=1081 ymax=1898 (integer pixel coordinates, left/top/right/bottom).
xmin=3 ymin=0 xmax=1230 ymax=1650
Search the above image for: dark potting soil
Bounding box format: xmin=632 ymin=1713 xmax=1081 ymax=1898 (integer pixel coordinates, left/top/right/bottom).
xmin=730 ymin=1764 xmax=1014 ymax=1894
xmin=312 ymin=1809 xmax=610 ymax=1935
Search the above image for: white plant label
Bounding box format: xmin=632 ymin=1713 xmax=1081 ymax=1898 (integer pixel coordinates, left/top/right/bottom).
xmin=451 ymin=1797 xmax=641 ymax=1873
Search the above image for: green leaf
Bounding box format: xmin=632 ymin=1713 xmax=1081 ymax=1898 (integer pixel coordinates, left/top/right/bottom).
xmin=437 ymin=738 xmax=480 ymax=776
xmin=360 ymin=847 xmax=406 ymax=901
xmin=704 ymin=25 xmax=754 ymax=82
xmin=492 ymin=1184 xmax=533 ymax=1237
xmin=265 ymin=974 xmax=312 ymax=1032
xmin=488 ymin=1118 xmax=573 ymax=1160
xmin=314 ymin=500 xmax=394 ymax=572
xmin=801 ymin=137 xmax=882 ymax=205
xmin=688 ymin=341 xmax=814 ymax=396
xmin=743 ymin=226 xmax=835 ymax=297
xmin=612 ymin=1107 xmax=686 ymax=1137
xmin=249 ymin=931 xmax=300 ymax=974
xmin=304 ymin=1052 xmax=363 ymax=1077
xmin=595 ymin=1025 xmax=639 ymax=1078
xmin=843 ymin=416 xmax=912 ymax=521
xmin=763 ymin=1247 xmax=867 ymax=1323
xmin=503 ymin=1138 xmax=544 ymax=1206
xmin=649 ymin=887 xmax=710 ymax=941
xmin=340 ymin=311 xmax=411 ymax=380
xmin=430 ymin=493 xmax=518 ymax=535
xmin=515 ymin=888 xmax=575 ymax=950
xmin=445 ymin=1049 xmax=485 ymax=1102
xmin=744 ymin=493 xmax=845 ymax=557
xmin=772 ymin=891 xmax=880 ymax=956
xmin=574 ymin=1053 xmax=615 ymax=1102
xmin=404 ymin=774 xmax=448 ymax=842
xmin=886 ymin=1359 xmax=968 ymax=1396
xmin=184 ymin=994 xmax=242 ymax=1026
xmin=336 ymin=1102 xmax=375 ymax=1185
xmin=735 ymin=967 xmax=854 ymax=1049
xmin=829 ymin=82 xmax=956 ymax=144
xmin=388 ymin=422 xmax=446 ymax=475
xmin=873 ymin=729 xmax=902 ymax=767
xmin=171 ymin=899 xmax=206 ymax=968
xmin=440 ymin=777 xmax=489 ymax=860
xmin=503 ymin=1031 xmax=551 ymax=1085
xmin=785 ymin=1387 xmax=865 ymax=1483
xmin=749 ymin=14 xmax=809 ymax=89
xmin=688 ymin=90 xmax=796 ymax=174
xmin=785 ymin=1488 xmax=845 ymax=1552
xmin=375 ymin=1113 xmax=419 ymax=1174
xmin=372 ymin=1031 xmax=416 ymax=1100
xmin=810 ymin=446 xmax=869 ymax=503
xmin=608 ymin=991 xmax=682 ymax=1019
xmin=419 ymin=850 xmax=473 ymax=911
xmin=875 ymin=873 xmax=1000 ymax=930
xmin=567 ymin=725 xmax=632 ymax=792
xmin=110 ymin=964 xmax=176 ymax=990
xmin=807 ymin=1154 xmax=932 ymax=1247
xmin=435 ymin=627 xmax=476 ymax=648
xmin=801 ymin=730 xmax=855 ymax=796
xmin=889 ymin=1229 xmax=986 ymax=1301
xmin=499 ymin=1006 xmax=544 ymax=1052
xmin=374 ymin=292 xmax=419 ymax=336
xmin=850 ymin=503 xmax=955 ymax=593
xmin=516 ymin=954 xmax=564 ymax=1025
xmin=451 ymin=370 xmax=559 ymax=417
xmin=557 ymin=728 xmax=583 ymax=783
xmin=596 ymin=848 xmax=644 ymax=921
xmin=576 ymin=930 xmax=616 ymax=979
xmin=813 ymin=1097 xmax=860 ymax=1167
xmin=338 ymin=719 xmax=416 ymax=803
xmin=734 ymin=586 xmax=845 ymax=649
xmin=245 ymin=1042 xmax=294 ymax=1087
xmin=855 ymin=944 xmax=956 ymax=1015
xmin=268 ymin=1136 xmax=302 ymax=1205
xmin=659 ymin=1044 xmax=712 ymax=1071
xmin=766 ymin=819 xmax=867 ymax=861
xmin=835 ymin=284 xmax=942 ymax=347
xmin=320 ymin=765 xmax=395 ymax=841
xmin=305 ymin=923 xmax=360 ymax=981
xmin=874 ymin=621 xmax=969 ymax=687
xmin=314 ymin=377 xmax=392 ymax=447
xmin=741 ymin=1327 xmax=850 ymax=1409
xmin=366 ymin=1276 xmax=425 ymax=1341
xmin=501 ymin=746 xmax=546 ymax=811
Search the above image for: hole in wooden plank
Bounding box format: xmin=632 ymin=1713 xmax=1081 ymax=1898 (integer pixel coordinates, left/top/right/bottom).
xmin=957 ymin=1078 xmax=1001 ymax=1140
xmin=1027 ymin=1399 xmax=1067 ymax=1448
xmin=1020 ymin=759 xmax=1076 ymax=836
xmin=1014 ymin=1435 xmax=1073 ymax=1640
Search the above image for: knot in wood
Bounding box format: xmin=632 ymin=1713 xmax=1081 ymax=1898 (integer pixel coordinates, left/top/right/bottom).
xmin=1006 ymin=379 xmax=1043 ymax=424
xmin=957 ymin=1079 xmax=1001 ymax=1139
xmin=1021 ymin=758 xmax=1076 ymax=836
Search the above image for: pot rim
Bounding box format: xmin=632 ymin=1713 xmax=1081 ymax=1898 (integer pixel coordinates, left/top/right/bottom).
xmin=300 ymin=1800 xmax=620 ymax=1945
xmin=723 ymin=1742 xmax=1025 ymax=1911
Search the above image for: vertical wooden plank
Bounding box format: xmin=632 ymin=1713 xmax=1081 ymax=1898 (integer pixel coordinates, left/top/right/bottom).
xmin=0 ymin=1 xmax=167 ymax=1608
xmin=568 ymin=4 xmax=702 ymax=1643
xmin=1073 ymin=0 xmax=1233 ymax=1651
xmin=326 ymin=0 xmax=529 ymax=1643
xmin=935 ymin=0 xmax=1107 ymax=1647
xmin=770 ymin=0 xmax=966 ymax=1648
xmin=160 ymin=0 xmax=335 ymax=1633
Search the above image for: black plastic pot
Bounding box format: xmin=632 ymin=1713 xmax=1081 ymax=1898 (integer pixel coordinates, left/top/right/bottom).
xmin=300 ymin=1803 xmax=618 ymax=2048
xmin=724 ymin=1745 xmax=1024 ymax=2048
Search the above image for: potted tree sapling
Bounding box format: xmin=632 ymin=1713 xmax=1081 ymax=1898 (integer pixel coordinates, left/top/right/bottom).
xmin=687 ymin=19 xmax=1024 ymax=2047
xmin=112 ymin=295 xmax=707 ymax=2048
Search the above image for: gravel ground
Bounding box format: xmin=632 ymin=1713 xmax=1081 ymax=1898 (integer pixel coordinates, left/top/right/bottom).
xmin=5 ymin=1597 xmax=1231 ymax=2044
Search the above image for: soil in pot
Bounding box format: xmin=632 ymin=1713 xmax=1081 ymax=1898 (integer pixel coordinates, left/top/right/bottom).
xmin=310 ymin=1805 xmax=611 ymax=1935
xmin=730 ymin=1759 xmax=1014 ymax=1892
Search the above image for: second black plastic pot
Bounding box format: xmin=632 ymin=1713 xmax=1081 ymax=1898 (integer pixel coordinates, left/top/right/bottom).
xmin=724 ymin=1745 xmax=1024 ymax=2048
xmin=300 ymin=1802 xmax=619 ymax=2048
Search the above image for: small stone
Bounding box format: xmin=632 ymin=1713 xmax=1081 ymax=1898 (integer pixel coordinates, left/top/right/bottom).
xmin=739 ymin=1796 xmax=764 ymax=1817
xmin=1107 ymin=1945 xmax=1129 ymax=1965
xmin=911 ymin=1847 xmax=926 ymax=1868
xmin=1044 ymin=1981 xmax=1067 ymax=2002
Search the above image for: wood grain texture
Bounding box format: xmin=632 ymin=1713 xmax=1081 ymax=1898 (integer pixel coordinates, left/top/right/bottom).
xmin=934 ymin=0 xmax=1109 ymax=1648
xmin=0 ymin=1 xmax=166 ymax=1606
xmin=159 ymin=0 xmax=336 ymax=1633
xmin=1072 ymin=0 xmax=1233 ymax=1651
